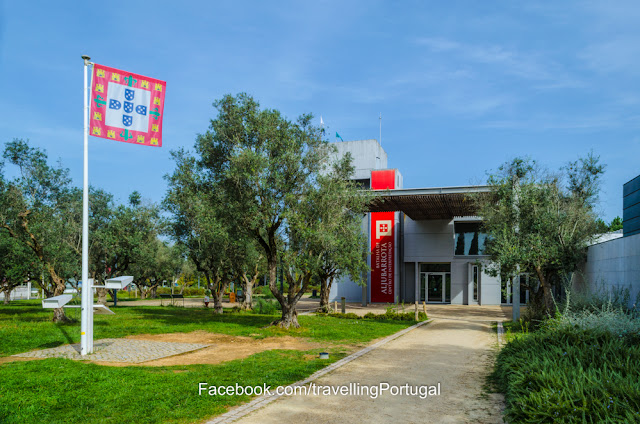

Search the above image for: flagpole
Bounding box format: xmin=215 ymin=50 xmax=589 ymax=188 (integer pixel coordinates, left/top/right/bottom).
xmin=81 ymin=54 xmax=91 ymax=355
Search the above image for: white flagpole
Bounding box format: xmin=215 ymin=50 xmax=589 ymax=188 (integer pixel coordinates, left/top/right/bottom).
xmin=81 ymin=54 xmax=91 ymax=355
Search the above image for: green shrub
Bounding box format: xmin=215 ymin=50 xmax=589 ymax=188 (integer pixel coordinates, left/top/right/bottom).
xmin=548 ymin=305 xmax=640 ymax=339
xmin=154 ymin=287 xmax=205 ymax=297
xmin=253 ymin=285 xmax=276 ymax=299
xmin=494 ymin=319 xmax=640 ymax=422
xmin=253 ymin=298 xmax=280 ymax=315
xmin=319 ymin=311 xmax=427 ymax=322
xmin=559 ymin=284 xmax=638 ymax=317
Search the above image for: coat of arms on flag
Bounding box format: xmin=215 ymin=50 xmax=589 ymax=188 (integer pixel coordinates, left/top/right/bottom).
xmin=90 ymin=64 xmax=166 ymax=147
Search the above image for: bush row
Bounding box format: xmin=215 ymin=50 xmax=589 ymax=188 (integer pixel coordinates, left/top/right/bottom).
xmin=494 ymin=320 xmax=640 ymax=423
xmin=320 ymin=310 xmax=427 ymax=322
xmin=154 ymin=287 xmax=206 ymax=296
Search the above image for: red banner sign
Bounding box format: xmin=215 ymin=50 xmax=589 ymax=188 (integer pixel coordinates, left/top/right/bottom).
xmin=371 ymin=211 xmax=395 ymax=302
xmin=370 ymin=170 xmax=395 ymax=303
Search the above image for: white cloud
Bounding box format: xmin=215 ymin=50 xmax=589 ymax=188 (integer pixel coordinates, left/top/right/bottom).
xmin=414 ymin=36 xmax=580 ymax=88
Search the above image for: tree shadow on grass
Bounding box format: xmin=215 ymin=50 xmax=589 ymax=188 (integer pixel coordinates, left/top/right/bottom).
xmin=34 ymin=323 xmax=75 ymax=350
xmin=0 ymin=305 xmax=51 ymax=321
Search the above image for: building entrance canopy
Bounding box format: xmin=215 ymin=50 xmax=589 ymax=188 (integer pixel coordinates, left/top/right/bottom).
xmin=367 ymin=186 xmax=492 ymax=220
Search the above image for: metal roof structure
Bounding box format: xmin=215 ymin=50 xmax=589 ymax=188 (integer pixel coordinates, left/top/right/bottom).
xmin=367 ymin=185 xmax=492 ymax=220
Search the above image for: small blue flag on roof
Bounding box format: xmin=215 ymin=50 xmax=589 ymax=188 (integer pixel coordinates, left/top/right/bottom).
xmin=336 ymin=132 xmax=344 ymax=142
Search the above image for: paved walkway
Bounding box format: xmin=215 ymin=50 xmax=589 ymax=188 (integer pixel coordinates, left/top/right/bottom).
xmin=12 ymin=339 xmax=208 ymax=363
xmin=210 ymin=318 xmax=504 ymax=424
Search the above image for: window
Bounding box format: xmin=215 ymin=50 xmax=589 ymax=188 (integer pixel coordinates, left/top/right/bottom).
xmin=472 ymin=265 xmax=479 ymax=302
xmin=454 ymin=222 xmax=487 ymax=256
xmin=500 ymin=273 xmax=535 ymax=305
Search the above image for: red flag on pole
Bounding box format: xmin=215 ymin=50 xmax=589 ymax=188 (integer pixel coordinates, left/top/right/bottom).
xmin=89 ymin=64 xmax=166 ymax=147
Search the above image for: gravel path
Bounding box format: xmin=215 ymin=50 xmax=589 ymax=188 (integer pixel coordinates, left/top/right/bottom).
xmin=227 ymin=319 xmax=504 ymax=424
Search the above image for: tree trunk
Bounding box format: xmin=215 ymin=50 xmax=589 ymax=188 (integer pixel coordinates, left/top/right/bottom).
xmin=273 ymin=302 xmax=300 ymax=328
xmin=270 ymin=270 xmax=311 ymax=328
xmin=150 ymin=286 xmax=158 ymax=299
xmin=535 ymin=266 xmax=555 ymax=318
xmin=318 ymin=275 xmax=334 ymax=312
xmin=140 ymin=288 xmax=148 ymax=300
xmin=53 ymin=307 xmax=72 ymax=323
xmin=50 ymin=273 xmax=69 ymax=323
xmin=542 ymin=283 xmax=555 ymax=317
xmin=212 ymin=291 xmax=224 ymax=314
xmin=240 ymin=272 xmax=256 ymax=311
xmin=2 ymin=289 xmax=10 ymax=305
xmin=209 ymin=277 xmax=227 ymax=314
xmin=96 ymin=287 xmax=108 ymax=305
xmin=241 ymin=281 xmax=253 ymax=310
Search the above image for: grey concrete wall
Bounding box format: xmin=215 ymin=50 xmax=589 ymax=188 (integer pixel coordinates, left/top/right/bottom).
xmin=404 ymin=262 xmax=416 ymax=303
xmin=575 ymin=233 xmax=640 ymax=308
xmin=329 ymin=274 xmax=365 ymax=304
xmin=404 ymin=219 xmax=454 ymax=263
xmin=480 ymin=263 xmax=502 ymax=305
xmin=450 ymin=259 xmax=467 ymax=304
xmin=331 ymin=139 xmax=387 ymax=180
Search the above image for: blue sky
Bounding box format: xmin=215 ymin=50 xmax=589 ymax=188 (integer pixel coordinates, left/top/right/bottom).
xmin=1 ymin=1 xmax=639 ymax=222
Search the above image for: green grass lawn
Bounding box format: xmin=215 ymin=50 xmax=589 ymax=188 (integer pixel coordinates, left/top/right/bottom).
xmin=0 ymin=300 xmax=410 ymax=356
xmin=0 ymin=301 xmax=416 ymax=423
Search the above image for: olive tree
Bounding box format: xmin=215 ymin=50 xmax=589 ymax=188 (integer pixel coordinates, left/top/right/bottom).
xmin=314 ymin=154 xmax=370 ymax=312
xmin=478 ymin=154 xmax=605 ymax=318
xmin=192 ymin=93 xmax=369 ymax=327
xmin=208 ymin=94 xmax=331 ymax=327
xmin=0 ymin=139 xmax=81 ymax=322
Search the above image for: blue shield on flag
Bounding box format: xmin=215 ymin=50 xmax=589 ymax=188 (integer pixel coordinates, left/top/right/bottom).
xmin=109 ymin=99 xmax=121 ymax=110
xmin=135 ymin=105 xmax=147 ymax=116
xmin=123 ymin=115 xmax=133 ymax=127
xmin=124 ymin=101 xmax=134 ymax=113
xmin=125 ymin=89 xmax=135 ymax=101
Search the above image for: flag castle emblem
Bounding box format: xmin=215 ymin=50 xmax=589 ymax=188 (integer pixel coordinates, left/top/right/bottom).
xmin=90 ymin=64 xmax=166 ymax=147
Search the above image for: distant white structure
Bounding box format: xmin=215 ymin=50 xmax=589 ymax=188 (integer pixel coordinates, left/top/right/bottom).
xmin=0 ymin=282 xmax=32 ymax=301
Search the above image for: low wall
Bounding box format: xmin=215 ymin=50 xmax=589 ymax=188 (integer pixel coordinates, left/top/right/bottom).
xmin=575 ymin=233 xmax=640 ymax=308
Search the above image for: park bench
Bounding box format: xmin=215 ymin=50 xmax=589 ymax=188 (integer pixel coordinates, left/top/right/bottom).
xmin=159 ymin=293 xmax=185 ymax=307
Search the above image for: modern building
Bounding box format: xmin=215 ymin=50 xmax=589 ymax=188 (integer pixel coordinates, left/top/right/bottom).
xmin=624 ymin=174 xmax=640 ymax=237
xmin=329 ymin=139 xmax=525 ymax=306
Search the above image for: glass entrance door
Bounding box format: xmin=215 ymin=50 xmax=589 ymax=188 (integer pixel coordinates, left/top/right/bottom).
xmin=427 ymin=273 xmax=444 ymax=302
xmin=419 ymin=270 xmax=451 ymax=303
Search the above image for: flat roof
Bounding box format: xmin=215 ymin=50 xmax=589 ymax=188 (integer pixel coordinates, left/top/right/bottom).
xmin=367 ymin=185 xmax=491 ymax=220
